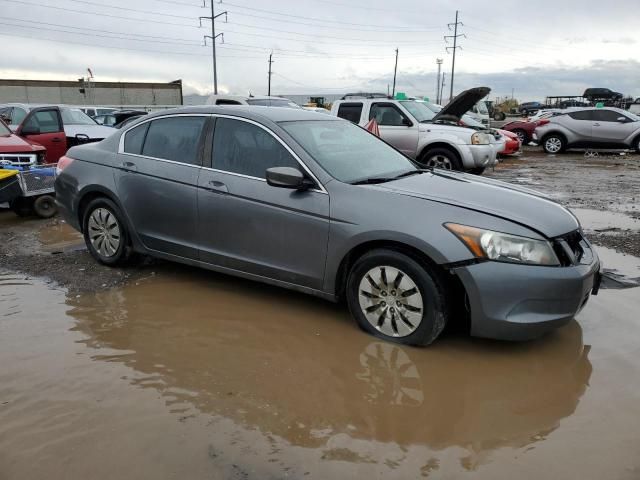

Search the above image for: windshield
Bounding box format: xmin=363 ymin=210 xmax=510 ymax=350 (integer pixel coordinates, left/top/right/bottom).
xmin=399 ymin=101 xmax=435 ymax=122
xmin=0 ymin=120 xmax=11 ymax=135
xmin=624 ymin=111 xmax=640 ymax=122
xmin=280 ymin=120 xmax=417 ymax=183
xmin=60 ymin=108 xmax=98 ymax=125
xmin=246 ymin=99 xmax=300 ymax=108
xmin=475 ymin=101 xmax=489 ymax=115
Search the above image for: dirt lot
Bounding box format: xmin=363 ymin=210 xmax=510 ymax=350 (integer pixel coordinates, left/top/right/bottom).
xmin=1 ymin=148 xmax=640 ymax=479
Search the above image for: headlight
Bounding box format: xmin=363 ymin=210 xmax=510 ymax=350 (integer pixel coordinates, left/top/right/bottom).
xmin=445 ymin=223 xmax=560 ymax=266
xmin=471 ymin=132 xmax=489 ymax=145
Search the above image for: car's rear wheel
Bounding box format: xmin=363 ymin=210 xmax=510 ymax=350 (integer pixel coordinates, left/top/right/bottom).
xmin=419 ymin=148 xmax=462 ymax=171
xmin=512 ymin=129 xmax=527 ymax=144
xmin=542 ymin=134 xmax=566 ymax=154
xmin=346 ymin=249 xmax=448 ymax=346
xmin=83 ymin=198 xmax=130 ymax=266
xmin=9 ymin=197 xmax=34 ymax=217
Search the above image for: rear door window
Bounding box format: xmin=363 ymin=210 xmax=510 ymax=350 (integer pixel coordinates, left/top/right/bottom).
xmin=141 ymin=116 xmax=206 ymax=165
xmin=568 ymin=110 xmax=595 ymax=121
xmin=212 ymin=117 xmax=299 ymax=178
xmin=337 ymin=103 xmax=363 ymax=123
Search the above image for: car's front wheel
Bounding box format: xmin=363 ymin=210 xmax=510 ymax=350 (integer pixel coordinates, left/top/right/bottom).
xmin=418 ymin=148 xmax=462 ymax=171
xmin=346 ymin=249 xmax=448 ymax=346
xmin=83 ymin=198 xmax=130 ymax=266
xmin=542 ymin=134 xmax=566 ymax=154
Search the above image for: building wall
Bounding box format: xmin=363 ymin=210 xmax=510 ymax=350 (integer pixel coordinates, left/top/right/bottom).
xmin=0 ymin=79 xmax=183 ymax=106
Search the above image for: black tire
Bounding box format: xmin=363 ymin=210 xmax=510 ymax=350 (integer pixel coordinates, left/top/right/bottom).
xmin=634 ymin=136 xmax=640 ymax=153
xmin=468 ymin=167 xmax=486 ymax=175
xmin=542 ymin=133 xmax=566 ymax=154
xmin=512 ymin=129 xmax=528 ymax=145
xmin=9 ymin=197 xmax=34 ymax=217
xmin=418 ymin=147 xmax=463 ymax=171
xmin=346 ymin=249 xmax=448 ymax=346
xmin=82 ymin=197 xmax=131 ymax=266
xmin=33 ymin=195 xmax=57 ymax=218
xmin=494 ymin=112 xmax=506 ymax=121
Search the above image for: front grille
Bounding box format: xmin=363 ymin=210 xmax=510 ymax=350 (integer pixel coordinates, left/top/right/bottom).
xmin=553 ymin=230 xmax=585 ymax=266
xmin=0 ymin=153 xmax=37 ymax=166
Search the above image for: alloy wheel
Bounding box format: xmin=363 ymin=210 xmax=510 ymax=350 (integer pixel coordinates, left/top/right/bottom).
xmin=545 ymin=137 xmax=562 ymax=153
xmin=88 ymin=207 xmax=121 ymax=258
xmin=515 ymin=130 xmax=526 ymax=143
xmin=358 ymin=266 xmax=424 ymax=338
xmin=425 ymin=154 xmax=453 ymax=170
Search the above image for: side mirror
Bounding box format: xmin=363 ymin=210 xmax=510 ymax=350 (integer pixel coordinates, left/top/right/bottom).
xmin=402 ymin=117 xmax=413 ymax=127
xmin=266 ymin=167 xmax=312 ymax=190
xmin=19 ymin=125 xmax=40 ymax=136
xmin=617 ymin=116 xmax=627 ymax=122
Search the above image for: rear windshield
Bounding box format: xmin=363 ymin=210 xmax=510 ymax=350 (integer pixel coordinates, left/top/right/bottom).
xmin=246 ymin=99 xmax=300 ymax=108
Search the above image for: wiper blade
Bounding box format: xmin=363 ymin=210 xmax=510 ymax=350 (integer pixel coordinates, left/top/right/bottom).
xmin=391 ymin=169 xmax=429 ymax=180
xmin=350 ymin=177 xmax=393 ymax=185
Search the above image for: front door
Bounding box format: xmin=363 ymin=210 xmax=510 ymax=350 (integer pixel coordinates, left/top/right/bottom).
xmin=18 ymin=108 xmax=67 ymax=162
xmin=197 ymin=116 xmax=330 ymax=290
xmin=590 ymin=109 xmax=636 ymax=144
xmin=369 ymin=102 xmax=419 ymax=158
xmin=114 ymin=115 xmax=208 ymax=259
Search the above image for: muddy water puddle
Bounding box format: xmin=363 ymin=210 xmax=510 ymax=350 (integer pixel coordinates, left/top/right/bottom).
xmin=572 ymin=208 xmax=640 ymax=232
xmin=1 ymin=268 xmax=640 ymax=479
xmin=38 ymin=222 xmax=84 ymax=252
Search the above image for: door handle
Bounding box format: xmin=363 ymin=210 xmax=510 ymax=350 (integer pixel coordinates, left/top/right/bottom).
xmin=593 ymin=123 xmax=601 ymax=127
xmin=205 ymin=179 xmax=228 ymax=193
xmin=119 ymin=161 xmax=137 ymax=172
xmin=51 ymin=137 xmax=62 ymax=143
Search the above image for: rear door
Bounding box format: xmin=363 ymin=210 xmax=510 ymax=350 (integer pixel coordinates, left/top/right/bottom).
xmin=115 ymin=114 xmax=208 ymax=259
xmin=565 ymin=110 xmax=594 ymax=141
xmin=368 ymin=102 xmax=419 ymax=158
xmin=590 ymin=109 xmax=636 ymax=144
xmin=196 ymin=116 xmax=330 ymax=290
xmin=17 ymin=107 xmax=67 ymax=162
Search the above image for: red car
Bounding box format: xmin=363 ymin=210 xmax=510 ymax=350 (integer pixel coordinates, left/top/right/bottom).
xmin=0 ymin=118 xmax=46 ymax=167
xmin=501 ymin=119 xmax=550 ymax=145
xmin=497 ymin=128 xmax=521 ymax=155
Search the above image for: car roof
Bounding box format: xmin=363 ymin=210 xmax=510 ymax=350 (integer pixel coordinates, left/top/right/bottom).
xmin=141 ymin=105 xmax=341 ymax=123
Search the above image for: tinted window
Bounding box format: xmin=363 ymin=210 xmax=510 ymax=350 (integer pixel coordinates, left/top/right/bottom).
xmin=12 ymin=108 xmax=26 ymax=125
xmin=212 ymin=118 xmax=299 ymax=178
xmin=568 ymin=110 xmax=594 ymax=121
xmin=23 ymin=110 xmax=62 ymax=133
xmin=337 ymin=103 xmax=363 ymax=123
xmin=216 ymin=99 xmax=242 ymax=105
xmin=369 ymin=103 xmax=409 ymax=126
xmin=592 ymin=109 xmax=628 ymax=122
xmin=281 ymin=120 xmax=416 ymax=183
xmin=142 ymin=116 xmax=206 ymax=165
xmin=123 ymin=123 xmax=149 ymax=155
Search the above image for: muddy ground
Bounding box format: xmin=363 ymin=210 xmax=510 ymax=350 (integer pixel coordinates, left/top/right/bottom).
xmin=1 ymin=148 xmax=640 ymax=479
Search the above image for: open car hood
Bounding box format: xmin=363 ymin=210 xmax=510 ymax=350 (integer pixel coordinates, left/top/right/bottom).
xmin=432 ymin=86 xmax=491 ymax=123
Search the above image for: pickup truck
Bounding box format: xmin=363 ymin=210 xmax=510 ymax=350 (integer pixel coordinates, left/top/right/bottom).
xmin=330 ymin=87 xmax=496 ymax=173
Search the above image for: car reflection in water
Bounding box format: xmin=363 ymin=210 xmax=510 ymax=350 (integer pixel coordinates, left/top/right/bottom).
xmin=67 ymin=267 xmax=592 ymax=471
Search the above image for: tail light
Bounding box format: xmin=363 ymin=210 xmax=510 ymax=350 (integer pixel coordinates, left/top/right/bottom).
xmin=536 ymin=119 xmax=550 ymax=126
xmin=56 ymin=155 xmax=74 ymax=175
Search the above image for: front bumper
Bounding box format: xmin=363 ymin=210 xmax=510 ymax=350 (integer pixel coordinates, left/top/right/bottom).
xmin=461 ymin=143 xmax=497 ymax=169
xmin=454 ymin=249 xmax=600 ymax=341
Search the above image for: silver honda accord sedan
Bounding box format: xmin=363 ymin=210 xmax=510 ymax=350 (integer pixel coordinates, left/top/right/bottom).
xmin=55 ymin=106 xmax=601 ymax=346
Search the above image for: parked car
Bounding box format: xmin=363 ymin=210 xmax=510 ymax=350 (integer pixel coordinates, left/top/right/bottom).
xmin=518 ymin=102 xmax=545 ymax=116
xmin=583 ymin=88 xmax=623 ymax=103
xmin=501 ymin=118 xmax=542 ymax=144
xmin=0 ymin=105 xmax=28 ymax=128
xmin=79 ymin=107 xmax=118 ymax=118
xmin=468 ymin=100 xmax=491 ymax=126
xmin=114 ymin=115 xmax=145 ymax=129
xmin=206 ymin=95 xmax=300 ymax=108
xmin=55 ymin=106 xmax=601 ymax=346
xmin=331 ymin=87 xmax=496 ymax=173
xmin=94 ymin=110 xmax=147 ymax=127
xmin=3 ymin=104 xmax=115 ymax=162
xmin=0 ymin=118 xmax=46 ymax=167
xmin=534 ymin=107 xmax=640 ymax=153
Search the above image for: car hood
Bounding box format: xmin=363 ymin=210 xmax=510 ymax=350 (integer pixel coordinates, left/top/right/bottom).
xmin=432 ymin=87 xmax=491 ymax=123
xmin=0 ymin=133 xmax=45 ymax=152
xmin=64 ymin=124 xmax=116 ymax=139
xmin=375 ymin=171 xmax=579 ymax=238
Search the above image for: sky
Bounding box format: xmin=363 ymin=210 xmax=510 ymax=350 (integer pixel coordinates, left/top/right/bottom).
xmin=1 ymin=0 xmax=639 ymax=102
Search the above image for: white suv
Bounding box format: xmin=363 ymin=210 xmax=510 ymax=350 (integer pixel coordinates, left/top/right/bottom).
xmin=330 ymin=87 xmax=496 ymax=173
